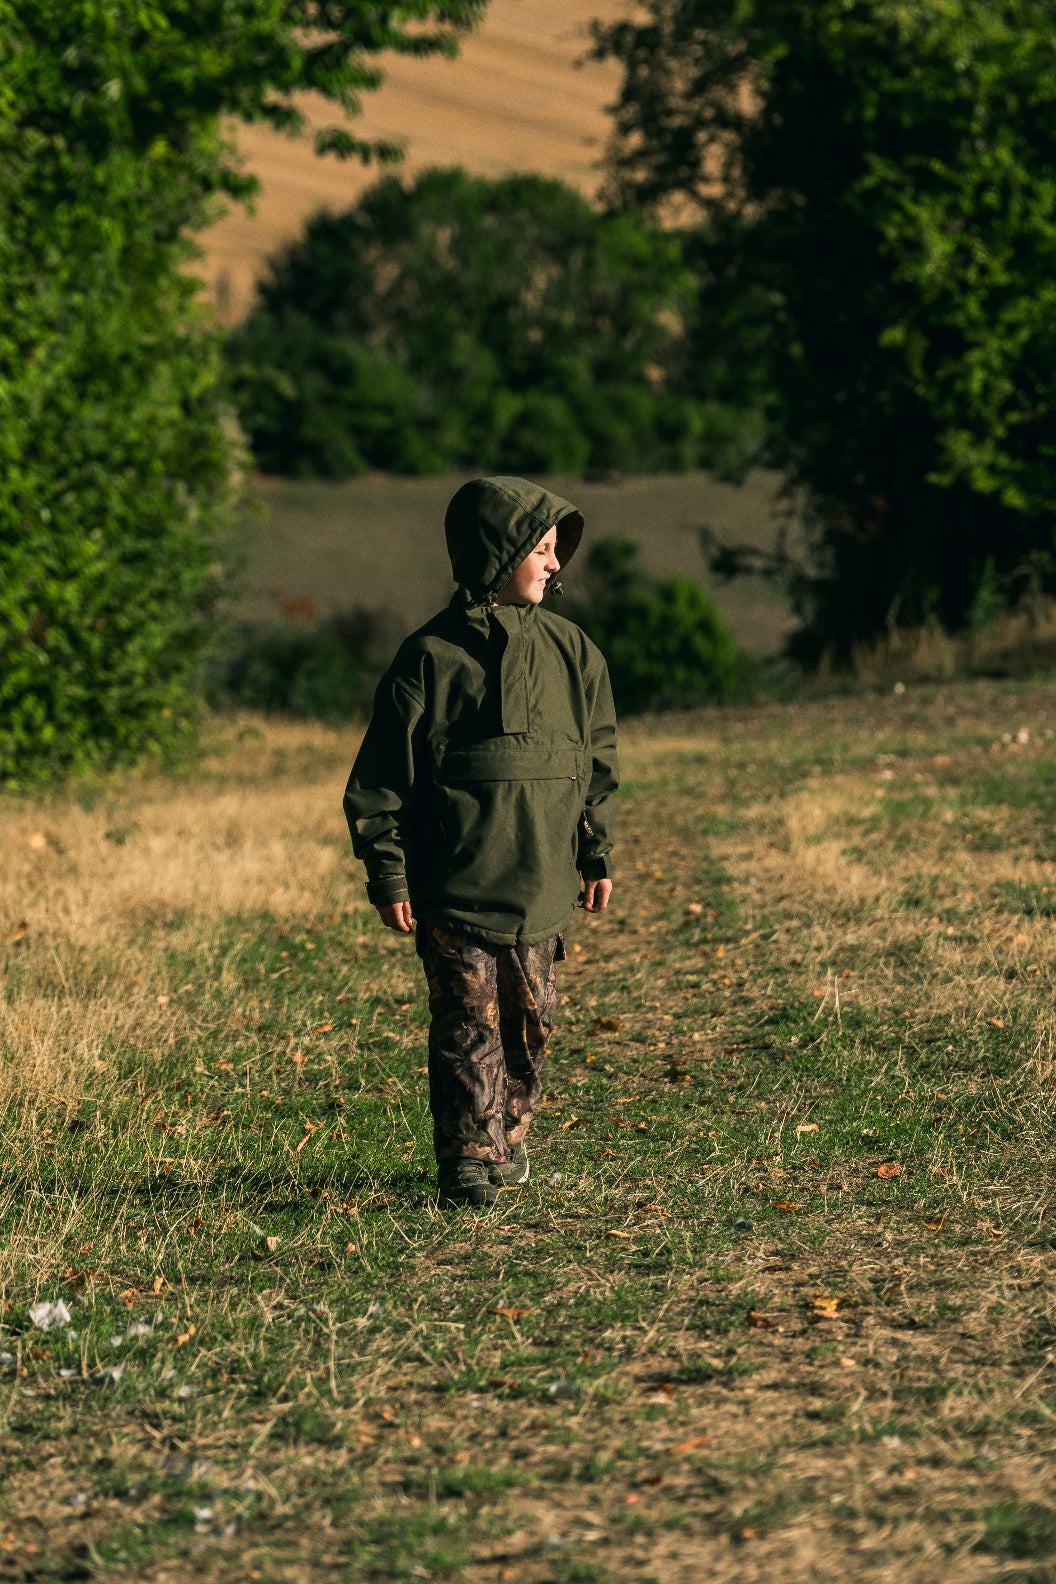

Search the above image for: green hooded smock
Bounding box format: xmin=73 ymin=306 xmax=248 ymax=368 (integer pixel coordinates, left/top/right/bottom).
xmin=343 ymin=476 xmax=619 ymax=946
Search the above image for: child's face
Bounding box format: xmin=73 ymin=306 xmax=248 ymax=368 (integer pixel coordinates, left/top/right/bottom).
xmin=495 ymin=525 xmax=561 ymax=606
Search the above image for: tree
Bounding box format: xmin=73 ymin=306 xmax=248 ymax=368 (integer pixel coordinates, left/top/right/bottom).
xmin=0 ymin=0 xmax=479 ymax=782
xmin=594 ymin=0 xmax=1056 ymax=659
xmin=227 ymin=166 xmax=763 ymax=478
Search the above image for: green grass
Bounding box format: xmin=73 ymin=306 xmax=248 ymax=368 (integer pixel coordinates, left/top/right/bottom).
xmin=4 ymin=679 xmax=1056 ymax=1579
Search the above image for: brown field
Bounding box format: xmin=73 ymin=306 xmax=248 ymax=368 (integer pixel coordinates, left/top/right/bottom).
xmin=196 ymin=0 xmax=630 ymax=321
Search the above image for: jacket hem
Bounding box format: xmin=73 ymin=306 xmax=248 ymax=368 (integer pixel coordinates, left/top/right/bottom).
xmin=416 ymin=903 xmax=575 ymax=949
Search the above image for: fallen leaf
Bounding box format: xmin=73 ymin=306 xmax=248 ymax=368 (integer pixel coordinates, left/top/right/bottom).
xmin=6 ymin=919 xmax=29 ymax=943
xmin=591 ymin=1017 xmax=622 ymax=1033
xmin=877 ymin=1162 xmax=901 ymax=1179
xmin=175 ymin=1323 xmax=196 ymax=1347
xmin=595 ymin=1148 xmax=618 ymax=1158
xmin=920 ymin=1215 xmax=947 ymax=1230
xmin=488 ymin=1377 xmax=520 ymax=1392
xmin=560 ymin=1116 xmax=587 ymax=1130
xmin=27 ymin=832 xmax=47 ymax=850
xmin=745 ymin=1309 xmax=778 ymax=1330
xmin=669 ymin=1434 xmax=711 ymax=1454
xmin=987 ymin=1017 xmax=1005 ymax=1029
xmin=795 ymin=1122 xmax=819 ymax=1134
xmin=607 ymin=1229 xmax=634 ymax=1239
xmin=489 ymin=1306 xmax=532 ymax=1320
xmin=636 ymin=1472 xmax=665 ymax=1487
xmin=153 ymin=1275 xmax=164 ymax=1294
xmin=769 ymin=1200 xmax=798 ymax=1212
xmin=311 ymin=1023 xmax=334 ymax=1034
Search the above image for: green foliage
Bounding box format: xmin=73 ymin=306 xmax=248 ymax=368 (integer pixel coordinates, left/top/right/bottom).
xmin=209 ymin=609 xmax=385 ymax=721
xmin=594 ymin=0 xmax=1056 ymax=659
xmin=228 ymin=168 xmax=763 ymax=479
xmin=0 ymin=0 xmax=478 ymax=784
xmin=565 ymin=537 xmax=741 ymax=713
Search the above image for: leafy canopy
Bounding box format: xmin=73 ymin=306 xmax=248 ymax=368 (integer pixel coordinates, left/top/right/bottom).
xmin=228 ymin=166 xmax=759 ymax=478
xmin=0 ymin=0 xmax=478 ymax=782
xmin=595 ymin=0 xmax=1056 ymax=657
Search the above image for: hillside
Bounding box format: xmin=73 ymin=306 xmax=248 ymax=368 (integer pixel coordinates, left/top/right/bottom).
xmin=196 ymin=0 xmax=630 ymax=321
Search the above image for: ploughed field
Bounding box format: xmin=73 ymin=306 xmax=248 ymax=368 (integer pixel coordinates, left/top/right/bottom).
xmin=3 ymin=679 xmax=1056 ymax=1582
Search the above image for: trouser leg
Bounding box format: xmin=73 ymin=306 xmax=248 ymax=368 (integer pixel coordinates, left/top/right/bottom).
xmin=497 ymin=934 xmax=561 ymax=1147
xmin=416 ymin=922 xmax=508 ymax=1164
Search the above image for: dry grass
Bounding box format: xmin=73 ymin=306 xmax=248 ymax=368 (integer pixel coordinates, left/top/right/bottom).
xmin=3 ymin=681 xmax=1056 ymax=1580
xmin=850 ymin=597 xmax=1056 ymax=687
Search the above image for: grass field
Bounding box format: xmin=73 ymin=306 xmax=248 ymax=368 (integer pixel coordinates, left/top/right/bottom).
xmin=238 ymin=470 xmax=796 ymax=658
xmin=4 ymin=678 xmax=1056 ymax=1581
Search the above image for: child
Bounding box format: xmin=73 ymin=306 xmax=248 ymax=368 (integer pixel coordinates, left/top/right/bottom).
xmin=343 ymin=476 xmax=619 ymax=1206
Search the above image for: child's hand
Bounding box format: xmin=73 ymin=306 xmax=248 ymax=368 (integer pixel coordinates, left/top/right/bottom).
xmin=581 ymin=879 xmax=612 ymax=913
xmin=378 ymin=901 xmax=414 ymax=933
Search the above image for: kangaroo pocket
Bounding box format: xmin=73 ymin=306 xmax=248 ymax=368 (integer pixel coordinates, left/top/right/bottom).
xmin=426 ymin=740 xmax=585 ymax=923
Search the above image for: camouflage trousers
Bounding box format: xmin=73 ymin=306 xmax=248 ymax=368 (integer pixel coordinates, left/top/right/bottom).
xmin=415 ymin=921 xmax=564 ymax=1164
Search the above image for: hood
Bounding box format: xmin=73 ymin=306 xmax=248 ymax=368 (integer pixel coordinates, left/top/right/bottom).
xmin=444 ymin=476 xmax=584 ymax=604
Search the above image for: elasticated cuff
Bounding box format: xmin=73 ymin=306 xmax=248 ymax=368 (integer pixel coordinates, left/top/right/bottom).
xmin=366 ymin=874 xmax=410 ymax=907
xmin=578 ymin=854 xmax=613 ymax=881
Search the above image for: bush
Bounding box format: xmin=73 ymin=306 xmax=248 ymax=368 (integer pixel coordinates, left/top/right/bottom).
xmin=228 ymin=168 xmax=764 ymax=480
xmin=208 ymin=607 xmax=387 ymax=722
xmin=565 ymin=538 xmax=742 ymax=713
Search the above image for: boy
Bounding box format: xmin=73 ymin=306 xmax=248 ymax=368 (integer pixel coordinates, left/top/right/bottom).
xmin=343 ymin=476 xmax=619 ymax=1206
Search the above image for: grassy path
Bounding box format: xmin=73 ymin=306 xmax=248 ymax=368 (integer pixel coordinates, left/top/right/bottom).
xmin=3 ymin=683 xmax=1056 ymax=1582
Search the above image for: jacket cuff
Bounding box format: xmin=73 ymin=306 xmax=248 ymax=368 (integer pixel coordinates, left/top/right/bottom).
xmin=366 ymin=875 xmax=410 ymax=907
xmin=578 ymin=854 xmax=613 ymax=881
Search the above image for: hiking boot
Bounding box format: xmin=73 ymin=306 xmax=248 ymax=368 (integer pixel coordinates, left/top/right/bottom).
xmin=437 ymin=1159 xmax=499 ymax=1207
xmin=489 ymin=1141 xmax=529 ymax=1188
